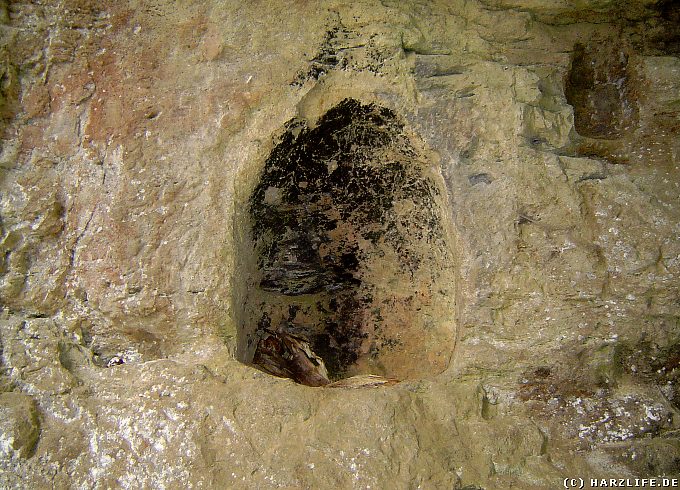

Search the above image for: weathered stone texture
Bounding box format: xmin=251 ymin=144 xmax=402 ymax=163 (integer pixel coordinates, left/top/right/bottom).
xmin=0 ymin=0 xmax=678 ymax=488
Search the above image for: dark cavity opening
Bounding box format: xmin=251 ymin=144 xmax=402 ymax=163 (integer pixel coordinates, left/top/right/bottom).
xmin=234 ymin=98 xmax=456 ymax=386
xmin=565 ymin=41 xmax=639 ymax=139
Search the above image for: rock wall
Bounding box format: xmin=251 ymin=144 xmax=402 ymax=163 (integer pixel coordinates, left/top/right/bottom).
xmin=0 ymin=0 xmax=678 ymax=488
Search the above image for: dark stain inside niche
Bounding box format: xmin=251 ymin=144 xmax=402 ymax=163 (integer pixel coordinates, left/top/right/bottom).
xmin=565 ymin=40 xmax=639 ymax=139
xmin=646 ymin=0 xmax=680 ymax=56
xmin=237 ymin=98 xmax=455 ymax=386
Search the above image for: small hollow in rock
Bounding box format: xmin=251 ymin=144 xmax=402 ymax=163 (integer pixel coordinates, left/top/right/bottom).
xmin=233 ymin=98 xmax=457 ymax=386
xmin=565 ymin=40 xmax=639 ymax=139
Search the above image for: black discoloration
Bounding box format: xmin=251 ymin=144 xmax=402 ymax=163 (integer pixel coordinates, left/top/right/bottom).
xmin=647 ymin=0 xmax=680 ymax=56
xmin=292 ymin=25 xmax=352 ymax=86
xmin=565 ymin=41 xmax=639 ymax=139
xmin=244 ymin=98 xmax=446 ymax=385
xmin=292 ymin=22 xmax=388 ymax=87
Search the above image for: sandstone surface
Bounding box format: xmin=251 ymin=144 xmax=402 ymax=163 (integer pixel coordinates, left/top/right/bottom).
xmin=0 ymin=0 xmax=679 ymax=488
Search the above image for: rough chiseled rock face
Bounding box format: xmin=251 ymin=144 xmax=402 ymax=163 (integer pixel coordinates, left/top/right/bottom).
xmin=0 ymin=0 xmax=679 ymax=488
